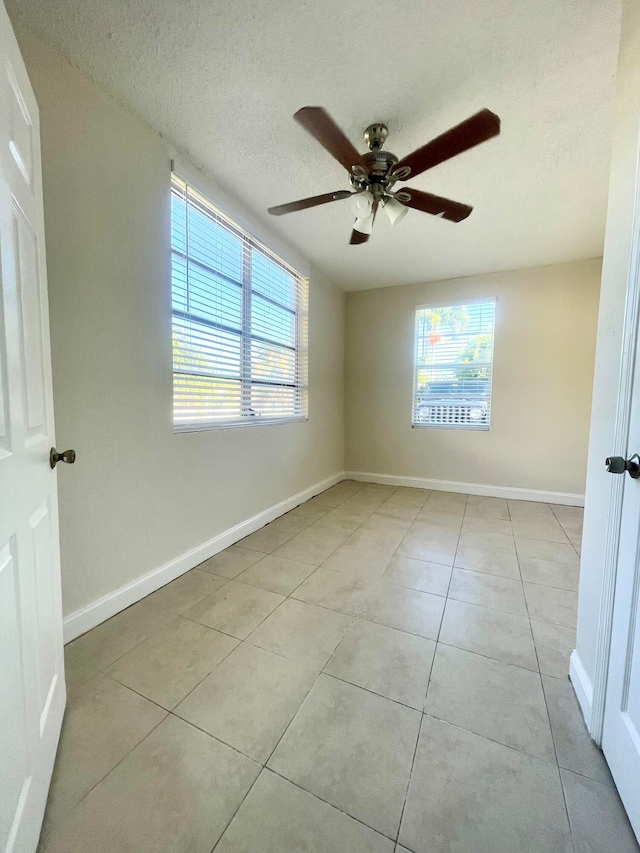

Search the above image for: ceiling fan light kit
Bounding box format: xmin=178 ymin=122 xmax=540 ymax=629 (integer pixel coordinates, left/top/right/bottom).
xmin=383 ymin=196 xmax=409 ymax=226
xmin=268 ymin=106 xmax=501 ymax=244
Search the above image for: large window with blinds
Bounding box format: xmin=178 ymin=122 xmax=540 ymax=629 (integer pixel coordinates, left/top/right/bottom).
xmin=171 ymin=175 xmax=309 ymax=431
xmin=413 ymin=300 xmax=495 ymax=429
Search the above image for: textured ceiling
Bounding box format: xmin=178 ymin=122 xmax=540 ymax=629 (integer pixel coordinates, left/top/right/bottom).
xmin=7 ymin=0 xmax=622 ymax=291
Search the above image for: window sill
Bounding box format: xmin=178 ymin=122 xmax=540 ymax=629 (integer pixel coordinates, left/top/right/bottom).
xmin=412 ymin=423 xmax=490 ymax=431
xmin=174 ymin=416 xmax=308 ymax=434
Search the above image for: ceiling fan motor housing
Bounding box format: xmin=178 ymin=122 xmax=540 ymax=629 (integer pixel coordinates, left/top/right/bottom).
xmin=363 ymin=149 xmax=399 ymax=180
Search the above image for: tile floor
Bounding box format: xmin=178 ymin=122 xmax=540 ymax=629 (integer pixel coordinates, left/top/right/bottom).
xmin=41 ymin=481 xmax=640 ymax=853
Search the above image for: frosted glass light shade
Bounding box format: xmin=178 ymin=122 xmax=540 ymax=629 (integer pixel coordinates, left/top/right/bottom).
xmin=353 ymin=211 xmax=374 ymax=234
xmin=385 ymin=197 xmax=409 ymax=226
xmin=350 ymin=191 xmax=374 ymax=218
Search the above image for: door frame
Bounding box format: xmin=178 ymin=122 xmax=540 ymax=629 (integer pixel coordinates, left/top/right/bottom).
xmin=582 ymin=132 xmax=640 ymax=746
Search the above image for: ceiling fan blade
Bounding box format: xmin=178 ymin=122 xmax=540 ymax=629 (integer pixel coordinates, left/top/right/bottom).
xmin=349 ymin=229 xmax=369 ymax=245
xmin=400 ymin=188 xmax=473 ymax=222
xmin=268 ymin=190 xmax=353 ymax=216
xmin=294 ymin=107 xmax=366 ymax=172
xmin=394 ymin=109 xmax=500 ymax=179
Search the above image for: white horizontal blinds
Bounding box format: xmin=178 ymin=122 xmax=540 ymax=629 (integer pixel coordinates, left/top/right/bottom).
xmin=171 ymin=175 xmax=308 ymax=429
xmin=413 ymin=301 xmax=495 ymax=429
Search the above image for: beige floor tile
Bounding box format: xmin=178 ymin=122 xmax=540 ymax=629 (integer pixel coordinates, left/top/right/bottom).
xmin=362 ymin=512 xmax=414 ymax=532
xmin=325 ymin=618 xmax=435 ymax=709
xmin=415 ymin=507 xmax=464 ymax=528
xmin=184 ymin=581 xmax=284 ymax=639
xmin=390 ymin=486 xmax=431 ymax=502
xmin=321 ymin=546 xmax=392 ymax=579
xmin=146 ymin=569 xmax=228 ymax=614
xmin=519 ymin=556 xmax=580 ymax=591
xmin=515 ymin=536 xmax=579 ymax=566
xmin=524 ymin=582 xmax=578 ymax=628
xmin=454 ymin=544 xmax=520 ymax=578
xmin=508 ymin=500 xmax=554 ymax=517
xmin=63 ymin=647 xmax=98 ymax=694
xmin=359 ymin=582 xmax=445 ymax=640
xmin=343 ymin=527 xmax=406 ymax=555
xmin=175 ymin=643 xmax=317 ymax=763
xmin=511 ymin=518 xmax=570 ymax=544
xmin=271 ymin=527 xmax=349 ymax=564
xmin=198 ymin=545 xmax=264 ymax=579
xmin=509 ymin=507 xmax=556 ymax=523
xmin=426 ymin=644 xmax=555 ymax=763
xmin=550 ymin=504 xmax=584 ymax=522
xmin=376 ymin=502 xmax=421 ymax=522
xmin=105 ymin=617 xmax=238 ymax=709
xmin=302 ymin=494 xmax=343 ymax=510
xmin=67 ymin=599 xmax=177 ymax=670
xmin=248 ymin=598 xmax=352 ymax=668
xmin=40 ymin=716 xmax=260 ymax=853
xmin=467 ymin=496 xmax=508 ymax=510
xmin=561 ymin=770 xmax=639 ymax=853
xmin=542 ymin=675 xmax=613 ymax=785
xmin=42 ymin=674 xmax=166 ymax=828
xmin=216 ymin=769 xmax=394 ymax=853
xmin=464 ymin=503 xmax=510 ymax=520
xmin=462 ymin=516 xmax=514 ymax=535
xmin=419 ymin=496 xmax=466 ymax=513
xmin=458 ymin=528 xmax=516 ymax=555
xmin=427 ymin=491 xmax=468 ymax=505
xmin=340 ymin=495 xmax=387 ymax=513
xmin=292 ymin=567 xmax=376 ymax=615
xmin=268 ymin=512 xmax=315 ymax=534
xmin=407 ymin=521 xmax=460 ymax=544
xmin=439 ymin=599 xmax=538 ymax=670
xmin=316 ymin=485 xmax=361 ymax=506
xmin=557 ymin=517 xmax=583 ymax=539
xmin=235 ymin=554 xmax=316 ymax=595
xmin=530 ymin=618 xmax=575 ymax=678
xmin=288 ymin=503 xmax=331 ymax=520
xmin=396 ymin=536 xmax=456 ymax=566
xmin=237 ymin=526 xmax=295 ymax=554
xmin=312 ymin=508 xmax=373 ymax=534
xmin=381 ymin=555 xmax=452 ymax=596
xmin=449 ymin=568 xmax=527 ymax=615
xmin=399 ymin=716 xmax=573 ymax=853
xmin=269 ymin=674 xmax=421 ymax=838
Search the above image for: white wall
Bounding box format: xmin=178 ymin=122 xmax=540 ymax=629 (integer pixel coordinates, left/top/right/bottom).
xmin=344 ymin=259 xmax=601 ymax=499
xmin=573 ymin=0 xmax=640 ymax=718
xmin=16 ymin=28 xmax=345 ymax=622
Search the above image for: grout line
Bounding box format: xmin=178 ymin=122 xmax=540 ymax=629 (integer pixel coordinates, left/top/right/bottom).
xmin=264 ymin=767 xmax=400 ymax=844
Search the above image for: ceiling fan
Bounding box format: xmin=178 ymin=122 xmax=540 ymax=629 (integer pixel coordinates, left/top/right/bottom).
xmin=268 ymin=106 xmax=500 ymax=244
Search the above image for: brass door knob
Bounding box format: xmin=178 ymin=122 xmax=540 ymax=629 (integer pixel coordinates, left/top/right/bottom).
xmin=50 ymin=448 xmax=76 ymax=469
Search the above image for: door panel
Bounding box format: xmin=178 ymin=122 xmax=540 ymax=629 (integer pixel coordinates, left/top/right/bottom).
xmin=7 ymin=62 xmax=33 ymax=189
xmin=602 ymin=346 xmax=640 ymax=837
xmin=0 ymin=3 xmax=65 ymax=852
xmin=0 ymin=539 xmax=30 ymax=848
xmin=30 ymin=499 xmax=57 ymax=727
xmin=14 ymin=200 xmax=46 ymax=441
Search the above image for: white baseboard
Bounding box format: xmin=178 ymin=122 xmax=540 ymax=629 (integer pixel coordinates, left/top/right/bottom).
xmin=345 ymin=471 xmax=585 ymax=506
xmin=570 ymin=649 xmax=594 ymax=732
xmin=63 ymin=471 xmax=345 ymax=643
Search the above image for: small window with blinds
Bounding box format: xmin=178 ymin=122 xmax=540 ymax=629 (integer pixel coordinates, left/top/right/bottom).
xmin=413 ymin=300 xmax=495 ymax=430
xmin=171 ymin=175 xmax=309 ymax=431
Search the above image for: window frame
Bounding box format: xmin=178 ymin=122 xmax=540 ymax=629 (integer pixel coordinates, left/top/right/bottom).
xmin=171 ymin=173 xmax=309 ymax=433
xmin=411 ymin=297 xmax=496 ymax=431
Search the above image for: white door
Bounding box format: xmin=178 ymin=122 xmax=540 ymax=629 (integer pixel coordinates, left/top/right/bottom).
xmin=602 ymin=344 xmax=640 ymax=832
xmin=0 ymin=4 xmax=66 ymax=852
